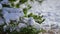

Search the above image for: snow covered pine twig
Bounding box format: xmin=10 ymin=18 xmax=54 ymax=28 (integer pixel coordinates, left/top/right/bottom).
xmin=0 ymin=0 xmax=45 ymax=34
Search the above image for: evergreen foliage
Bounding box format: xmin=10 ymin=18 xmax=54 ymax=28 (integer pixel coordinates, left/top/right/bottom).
xmin=0 ymin=0 xmax=45 ymax=34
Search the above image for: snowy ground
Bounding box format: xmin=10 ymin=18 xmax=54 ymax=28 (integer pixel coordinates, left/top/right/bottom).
xmin=40 ymin=0 xmax=60 ymax=25
xmin=28 ymin=0 xmax=60 ymax=28
xmin=29 ymin=0 xmax=60 ymax=34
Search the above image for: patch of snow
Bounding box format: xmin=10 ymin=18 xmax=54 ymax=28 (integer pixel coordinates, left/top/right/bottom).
xmin=3 ymin=13 xmax=21 ymax=23
xmin=0 ymin=3 xmax=2 ymax=9
xmin=33 ymin=23 xmax=41 ymax=30
xmin=28 ymin=17 xmax=36 ymax=26
xmin=21 ymin=17 xmax=29 ymax=23
xmin=3 ymin=25 xmax=7 ymax=31
xmin=2 ymin=8 xmax=24 ymax=24
xmin=3 ymin=8 xmax=23 ymax=13
xmin=18 ymin=23 xmax=27 ymax=28
xmin=27 ymin=0 xmax=60 ymax=29
xmin=0 ymin=17 xmax=4 ymax=25
xmin=1 ymin=0 xmax=9 ymax=4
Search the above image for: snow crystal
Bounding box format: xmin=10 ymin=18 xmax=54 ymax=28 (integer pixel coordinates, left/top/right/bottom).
xmin=0 ymin=3 xmax=2 ymax=9
xmin=3 ymin=25 xmax=7 ymax=31
xmin=2 ymin=8 xmax=24 ymax=24
xmin=15 ymin=27 xmax=20 ymax=32
xmin=18 ymin=23 xmax=27 ymax=28
xmin=28 ymin=17 xmax=36 ymax=26
xmin=21 ymin=17 xmax=29 ymax=23
xmin=1 ymin=0 xmax=9 ymax=4
xmin=33 ymin=23 xmax=41 ymax=30
xmin=0 ymin=18 xmax=4 ymax=25
xmin=3 ymin=13 xmax=20 ymax=23
xmin=3 ymin=8 xmax=23 ymax=13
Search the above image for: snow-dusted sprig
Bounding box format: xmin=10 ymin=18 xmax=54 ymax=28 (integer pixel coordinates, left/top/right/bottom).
xmin=24 ymin=12 xmax=45 ymax=24
xmin=0 ymin=0 xmax=45 ymax=34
